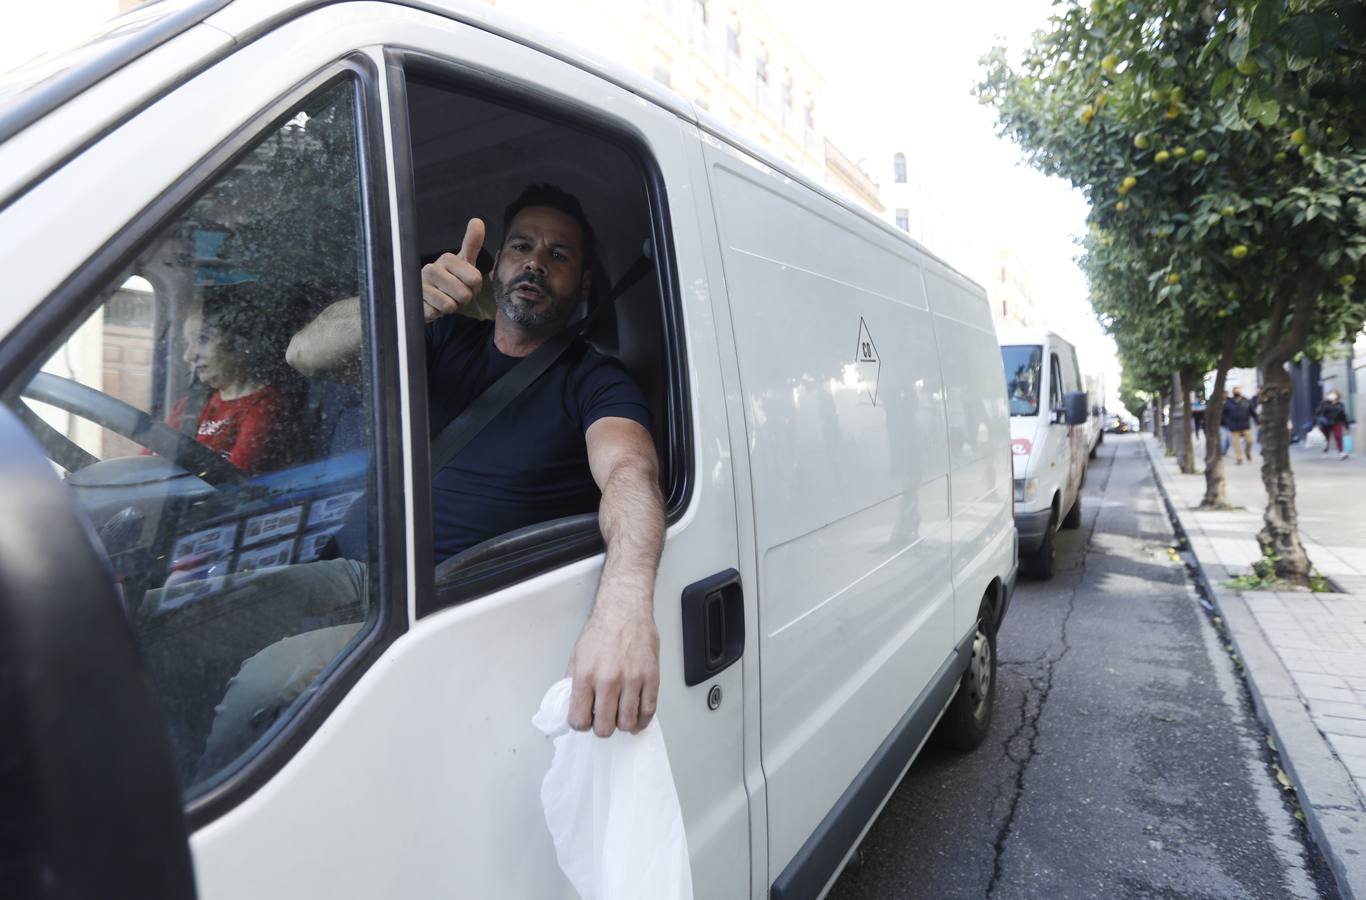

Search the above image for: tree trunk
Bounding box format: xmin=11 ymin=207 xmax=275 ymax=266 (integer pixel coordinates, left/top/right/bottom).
xmin=1154 ymin=391 xmax=1166 ymax=446
xmin=1177 ymin=368 xmax=1196 ymax=475
xmin=1253 ymin=276 xmax=1320 ymax=585
xmin=1251 ymin=363 xmax=1305 ymax=584
xmin=1255 ymin=364 xmax=1310 ymax=585
xmin=1201 ymin=330 xmax=1236 ymax=509
xmin=1163 ymin=389 xmax=1176 ymax=456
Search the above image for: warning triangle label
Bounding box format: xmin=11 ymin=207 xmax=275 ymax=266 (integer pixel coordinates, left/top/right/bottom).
xmin=853 ymin=317 xmax=881 ymax=405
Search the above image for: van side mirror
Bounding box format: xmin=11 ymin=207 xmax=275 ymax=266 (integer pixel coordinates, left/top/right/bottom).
xmin=1064 ymin=391 xmax=1089 ymax=426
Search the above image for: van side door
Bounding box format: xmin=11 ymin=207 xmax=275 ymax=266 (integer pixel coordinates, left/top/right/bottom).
xmin=0 ymin=7 xmax=752 ymax=900
xmin=1048 ymin=350 xmax=1073 ymax=505
xmin=699 ymin=136 xmax=955 ymax=896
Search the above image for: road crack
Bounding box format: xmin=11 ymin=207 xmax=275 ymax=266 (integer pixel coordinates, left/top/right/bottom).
xmin=986 ymin=444 xmax=1121 ymax=898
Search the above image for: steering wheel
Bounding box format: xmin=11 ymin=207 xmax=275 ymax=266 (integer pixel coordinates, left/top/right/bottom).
xmin=19 ymin=372 xmax=245 ymax=486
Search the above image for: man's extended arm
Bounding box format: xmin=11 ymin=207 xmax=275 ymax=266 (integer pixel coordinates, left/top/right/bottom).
xmin=569 ymin=416 xmax=665 ymax=737
xmin=285 ymin=219 xmax=486 ymax=378
xmin=286 ymin=296 xmax=364 ymax=379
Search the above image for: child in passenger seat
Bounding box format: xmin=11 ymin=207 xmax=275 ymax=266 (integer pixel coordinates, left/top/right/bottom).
xmin=170 ymin=284 xmax=306 ymax=475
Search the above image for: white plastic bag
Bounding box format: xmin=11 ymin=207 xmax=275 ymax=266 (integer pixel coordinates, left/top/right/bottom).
xmin=532 ymin=678 xmax=693 ymax=900
xmin=1305 ymin=427 xmax=1327 ymax=449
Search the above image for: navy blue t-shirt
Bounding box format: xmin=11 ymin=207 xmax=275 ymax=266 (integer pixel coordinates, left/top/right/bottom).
xmin=425 ymin=316 xmax=652 ymax=561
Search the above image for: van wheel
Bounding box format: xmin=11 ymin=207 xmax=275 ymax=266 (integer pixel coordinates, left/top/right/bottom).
xmin=1021 ymin=512 xmax=1057 ymax=580
xmin=935 ymin=602 xmax=997 ymax=751
xmin=1061 ymin=492 xmax=1082 ymax=530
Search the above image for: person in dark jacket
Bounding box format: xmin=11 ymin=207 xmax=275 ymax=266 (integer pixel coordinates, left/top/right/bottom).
xmin=1221 ymin=386 xmax=1258 ymax=464
xmin=1316 ymin=389 xmax=1351 ymax=459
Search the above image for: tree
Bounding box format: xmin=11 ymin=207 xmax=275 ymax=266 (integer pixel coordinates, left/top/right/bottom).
xmin=1081 ymin=216 xmax=1227 ymax=483
xmin=980 ymin=0 xmax=1366 ymax=584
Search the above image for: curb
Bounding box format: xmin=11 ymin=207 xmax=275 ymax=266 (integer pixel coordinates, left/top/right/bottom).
xmin=1143 ymin=437 xmax=1366 ymax=899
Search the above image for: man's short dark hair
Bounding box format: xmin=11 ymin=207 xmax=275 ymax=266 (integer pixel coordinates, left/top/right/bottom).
xmin=502 ymin=183 xmax=596 ymax=265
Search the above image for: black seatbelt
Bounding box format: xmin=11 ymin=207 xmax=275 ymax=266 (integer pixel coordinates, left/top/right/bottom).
xmin=429 ymin=243 xmax=654 ymax=473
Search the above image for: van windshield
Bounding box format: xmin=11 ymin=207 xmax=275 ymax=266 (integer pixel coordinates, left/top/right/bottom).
xmin=1001 ymin=344 xmax=1043 ymax=416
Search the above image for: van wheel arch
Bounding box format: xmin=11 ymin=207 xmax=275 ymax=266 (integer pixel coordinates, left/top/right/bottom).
xmin=934 ymin=590 xmax=998 ymax=751
xmin=1021 ymin=502 xmax=1059 ymax=580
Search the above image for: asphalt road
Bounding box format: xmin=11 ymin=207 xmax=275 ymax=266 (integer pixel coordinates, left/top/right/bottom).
xmin=828 ymin=435 xmax=1339 ymax=900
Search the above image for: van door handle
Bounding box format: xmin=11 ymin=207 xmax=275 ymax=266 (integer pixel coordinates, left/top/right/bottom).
xmin=681 ymin=569 xmax=744 ymax=687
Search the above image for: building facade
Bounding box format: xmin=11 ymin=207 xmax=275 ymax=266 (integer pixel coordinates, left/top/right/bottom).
xmin=873 ymin=146 xmax=1044 ymax=331
xmin=489 ymin=0 xmax=834 ymax=185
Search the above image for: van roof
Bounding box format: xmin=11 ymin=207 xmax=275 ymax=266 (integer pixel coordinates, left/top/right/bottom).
xmin=997 ymin=327 xmax=1075 ymax=349
xmin=0 ymin=0 xmax=982 ymax=291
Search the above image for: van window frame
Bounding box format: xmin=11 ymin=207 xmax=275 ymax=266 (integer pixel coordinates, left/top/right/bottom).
xmin=1049 ymin=352 xmax=1064 ymax=413
xmin=0 ymin=55 xmax=411 ymax=830
xmin=388 ymin=50 xmax=694 ymax=618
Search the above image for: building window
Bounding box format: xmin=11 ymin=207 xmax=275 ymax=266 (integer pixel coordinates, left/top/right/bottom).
xmin=653 ymin=64 xmax=672 ymax=87
xmin=726 ymin=22 xmax=741 ymax=57
xmin=755 ymin=45 xmax=769 ymax=83
xmin=782 ymin=70 xmax=793 ymax=107
xmin=893 ymin=152 xmax=906 ymax=183
xmin=895 ymin=208 xmax=909 ymax=231
xmin=693 ymin=0 xmax=708 ymax=24
xmin=804 ymin=95 xmax=815 ymax=128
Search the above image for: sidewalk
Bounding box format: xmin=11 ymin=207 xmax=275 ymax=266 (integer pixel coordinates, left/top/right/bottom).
xmin=1145 ymin=434 xmax=1366 ymax=898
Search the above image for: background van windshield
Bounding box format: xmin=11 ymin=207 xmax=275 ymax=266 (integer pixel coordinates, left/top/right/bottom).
xmin=1001 ymin=344 xmax=1043 ymax=416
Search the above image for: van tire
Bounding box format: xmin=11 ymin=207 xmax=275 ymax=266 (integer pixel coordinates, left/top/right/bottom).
xmin=935 ymin=602 xmax=997 ymax=751
xmin=1061 ymin=492 xmax=1082 ymax=530
xmin=1021 ymin=511 xmax=1057 ymax=580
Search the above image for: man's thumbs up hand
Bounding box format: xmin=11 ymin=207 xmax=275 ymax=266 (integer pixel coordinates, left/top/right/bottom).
xmin=421 ymin=217 xmax=486 ymax=323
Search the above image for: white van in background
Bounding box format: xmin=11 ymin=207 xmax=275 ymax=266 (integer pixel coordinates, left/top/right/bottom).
xmin=0 ymin=2 xmax=1016 ymax=899
xmin=1000 ymin=329 xmax=1090 ymax=580
xmin=1084 ymin=371 xmax=1106 ymax=459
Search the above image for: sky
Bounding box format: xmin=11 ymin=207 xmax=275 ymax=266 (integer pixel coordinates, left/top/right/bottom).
xmin=1 ymin=0 xmax=118 ymax=68
xmin=0 ymin=0 xmax=1122 ymax=406
xmin=771 ymin=0 xmax=1119 ymax=404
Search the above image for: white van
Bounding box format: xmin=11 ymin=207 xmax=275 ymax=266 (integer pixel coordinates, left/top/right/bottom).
xmin=0 ymin=3 xmax=1017 ymax=898
xmin=999 ymin=329 xmax=1090 ymax=580
xmin=1084 ymin=371 xmax=1106 ymax=459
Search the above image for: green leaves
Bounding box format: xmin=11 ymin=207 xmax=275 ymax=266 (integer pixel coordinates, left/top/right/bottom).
xmin=979 ymin=0 xmax=1366 ymax=399
xmin=1246 ymin=93 xmax=1281 ymax=126
xmin=1228 ymin=31 xmax=1251 ymax=66
xmin=1250 ymin=0 xmax=1285 ymax=47
xmin=1212 ymin=68 xmax=1236 ymax=99
xmin=1281 ymin=11 xmax=1342 ymax=59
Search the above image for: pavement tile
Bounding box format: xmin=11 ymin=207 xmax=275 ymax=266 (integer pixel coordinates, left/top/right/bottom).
xmin=1315 ymin=715 xmax=1366 ymax=739
xmin=1241 ymin=593 xmax=1286 ymax=613
xmin=1297 ymin=672 xmax=1352 ymax=689
xmin=1279 ymin=653 xmax=1327 ymax=673
xmin=1306 ymin=699 xmax=1366 ymax=721
xmin=1300 ymin=683 xmax=1362 ymax=704
xmin=1338 ymin=755 xmax=1366 ymax=782
xmin=1326 ymin=733 xmax=1366 ymax=763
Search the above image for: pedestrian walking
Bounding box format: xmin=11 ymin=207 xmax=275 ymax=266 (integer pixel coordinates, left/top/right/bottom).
xmin=1192 ymin=396 xmax=1206 ymax=440
xmin=1315 ymin=389 xmax=1352 ymax=459
xmin=1221 ymin=386 xmax=1258 ymax=465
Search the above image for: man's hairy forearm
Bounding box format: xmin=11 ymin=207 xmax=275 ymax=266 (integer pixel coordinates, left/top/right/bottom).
xmin=286 ymin=296 xmax=363 ymax=379
xmin=595 ymin=456 xmax=664 ymax=611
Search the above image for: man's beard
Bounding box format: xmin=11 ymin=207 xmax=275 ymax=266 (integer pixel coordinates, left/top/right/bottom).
xmin=493 ymin=271 xmax=574 ymax=330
